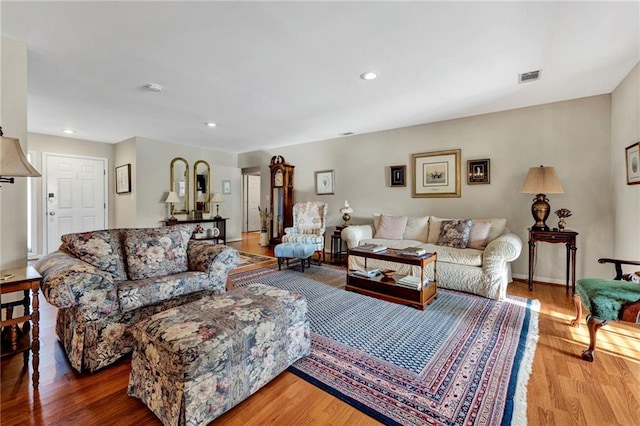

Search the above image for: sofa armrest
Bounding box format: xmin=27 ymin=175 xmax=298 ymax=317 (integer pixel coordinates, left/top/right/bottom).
xmin=188 ymin=241 xmax=240 ymax=276
xmin=34 ymin=250 xmax=119 ymax=318
xmin=483 ymin=232 xmax=522 ymax=265
xmin=341 ymin=224 xmax=374 ymax=249
xmin=284 ymin=227 xmax=298 ymax=236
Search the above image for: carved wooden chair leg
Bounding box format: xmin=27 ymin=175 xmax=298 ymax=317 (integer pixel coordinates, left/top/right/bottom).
xmin=581 ymin=314 xmax=608 ymax=362
xmin=570 ymin=294 xmax=582 ymax=327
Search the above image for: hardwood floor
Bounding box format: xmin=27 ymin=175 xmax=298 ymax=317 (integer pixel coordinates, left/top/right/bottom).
xmin=2 ymin=232 xmax=638 ymax=425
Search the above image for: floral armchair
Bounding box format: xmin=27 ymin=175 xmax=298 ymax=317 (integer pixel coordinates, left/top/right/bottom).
xmin=282 ymin=201 xmax=328 ymax=264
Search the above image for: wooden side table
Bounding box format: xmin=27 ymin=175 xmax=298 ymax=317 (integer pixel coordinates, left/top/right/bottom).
xmin=330 ymin=226 xmax=347 ymax=264
xmin=1 ymin=266 xmax=42 ymax=389
xmin=528 ymin=230 xmax=578 ymax=293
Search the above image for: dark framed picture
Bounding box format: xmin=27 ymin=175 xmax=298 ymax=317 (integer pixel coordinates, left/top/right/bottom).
xmin=115 ymin=164 xmax=131 ymax=194
xmin=467 ymin=159 xmax=490 ymax=185
xmin=626 ymin=141 xmax=639 ymax=185
xmin=390 ymin=165 xmax=406 ymax=187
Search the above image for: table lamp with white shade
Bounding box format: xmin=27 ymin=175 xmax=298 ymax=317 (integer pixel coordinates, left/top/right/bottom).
xmin=211 ymin=192 xmax=223 ymax=219
xmin=165 ymin=191 xmax=181 ymax=221
xmin=339 ymin=200 xmax=353 ymax=226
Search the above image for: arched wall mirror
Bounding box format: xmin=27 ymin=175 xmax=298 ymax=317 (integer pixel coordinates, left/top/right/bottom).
xmin=170 ymin=157 xmax=189 ymax=214
xmin=193 ymin=160 xmax=211 ymax=213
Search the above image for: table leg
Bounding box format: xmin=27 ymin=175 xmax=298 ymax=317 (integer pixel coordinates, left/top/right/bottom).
xmin=570 ymin=244 xmax=577 ymax=295
xmin=528 ymin=240 xmax=535 ymax=291
xmin=31 ymin=285 xmax=40 ymax=390
xmin=565 ymin=243 xmax=570 ymax=293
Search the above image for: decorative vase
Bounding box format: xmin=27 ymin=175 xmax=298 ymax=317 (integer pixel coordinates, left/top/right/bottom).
xmin=558 ymin=218 xmax=566 ymax=231
xmin=259 ymin=229 xmax=269 ymax=247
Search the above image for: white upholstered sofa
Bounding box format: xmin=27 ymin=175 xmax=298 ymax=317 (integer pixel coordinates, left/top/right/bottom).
xmin=341 ymin=214 xmax=522 ymax=300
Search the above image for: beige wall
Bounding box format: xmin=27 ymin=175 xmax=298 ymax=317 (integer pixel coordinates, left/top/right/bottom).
xmin=0 ymin=37 xmax=28 ymax=269
xmin=133 ymin=137 xmax=242 ymax=241
xmin=240 ymin=94 xmax=614 ymax=283
xmin=611 ymin=62 xmax=640 ymax=263
xmin=114 ymin=137 xmax=137 ymax=228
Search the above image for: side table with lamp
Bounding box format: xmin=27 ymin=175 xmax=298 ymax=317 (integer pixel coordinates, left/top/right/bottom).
xmin=0 ymin=126 xmax=43 ymax=389
xmin=520 ymin=165 xmax=578 ymax=293
xmin=332 ymin=201 xmax=353 ymax=264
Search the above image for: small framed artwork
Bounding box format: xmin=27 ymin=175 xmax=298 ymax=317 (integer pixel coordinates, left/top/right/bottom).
xmin=411 ymin=149 xmax=461 ymax=198
xmin=626 ymin=142 xmax=640 ymax=185
xmin=315 ymin=170 xmax=335 ymax=195
xmin=390 ymin=165 xmax=406 ymax=187
xmin=222 ymin=180 xmax=231 ymax=194
xmin=467 ymin=159 xmax=490 ymax=185
xmin=115 ymin=164 xmax=131 ymax=194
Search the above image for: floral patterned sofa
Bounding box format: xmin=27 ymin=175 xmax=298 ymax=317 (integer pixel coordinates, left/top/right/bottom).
xmin=34 ymin=225 xmax=239 ymax=373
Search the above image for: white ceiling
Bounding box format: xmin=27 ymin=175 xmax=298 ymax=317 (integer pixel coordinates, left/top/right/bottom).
xmin=2 ymin=1 xmax=639 ymax=153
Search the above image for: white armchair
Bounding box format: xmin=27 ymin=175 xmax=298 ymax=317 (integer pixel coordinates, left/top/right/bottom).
xmin=282 ymin=201 xmax=328 ymax=264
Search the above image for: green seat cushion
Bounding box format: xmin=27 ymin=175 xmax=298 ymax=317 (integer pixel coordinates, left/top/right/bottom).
xmin=576 ymin=278 xmax=640 ymax=323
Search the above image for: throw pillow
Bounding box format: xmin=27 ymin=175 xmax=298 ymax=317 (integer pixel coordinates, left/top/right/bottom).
xmin=403 ymin=216 xmax=430 ymax=242
xmin=124 ymin=228 xmax=190 ymax=280
xmin=374 ymin=215 xmax=408 ymax=240
xmin=61 ymin=229 xmax=128 ymax=281
xmin=467 ymin=221 xmax=492 ymax=249
xmin=436 ymin=219 xmax=473 ymax=248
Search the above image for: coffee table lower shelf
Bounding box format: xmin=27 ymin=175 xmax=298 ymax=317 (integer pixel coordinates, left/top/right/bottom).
xmin=345 ymin=275 xmax=438 ymax=310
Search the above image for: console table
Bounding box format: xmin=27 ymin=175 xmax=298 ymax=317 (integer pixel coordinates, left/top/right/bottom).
xmin=528 ymin=229 xmax=578 ymax=293
xmin=0 ymin=266 xmax=41 ymax=389
xmin=164 ymin=218 xmax=228 ymax=245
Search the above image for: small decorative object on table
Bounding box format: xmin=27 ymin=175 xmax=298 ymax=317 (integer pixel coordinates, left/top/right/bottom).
xmin=554 ymin=208 xmax=572 ymax=231
xmin=194 ymin=224 xmax=204 ymax=238
xmin=339 ymin=200 xmax=353 ymax=226
xmin=381 ymin=269 xmax=396 ymax=279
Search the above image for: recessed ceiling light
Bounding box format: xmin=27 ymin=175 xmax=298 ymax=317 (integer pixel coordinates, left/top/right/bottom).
xmin=63 ymin=129 xmax=75 ymax=134
xmin=205 ymin=122 xmax=217 ymax=128
xmin=360 ymin=71 xmax=378 ymax=81
xmin=144 ymin=82 xmax=163 ymax=92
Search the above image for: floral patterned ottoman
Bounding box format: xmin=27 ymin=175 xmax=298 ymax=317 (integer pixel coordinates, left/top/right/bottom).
xmin=127 ymin=283 xmax=310 ymax=426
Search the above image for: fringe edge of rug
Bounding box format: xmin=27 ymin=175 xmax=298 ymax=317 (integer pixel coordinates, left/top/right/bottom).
xmin=512 ymin=298 xmax=541 ymax=426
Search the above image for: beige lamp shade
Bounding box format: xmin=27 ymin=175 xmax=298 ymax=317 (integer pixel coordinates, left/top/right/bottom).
xmin=520 ymin=166 xmax=564 ymax=194
xmin=0 ymin=136 xmax=41 ymax=180
xmin=211 ymin=192 xmax=223 ymax=202
xmin=165 ymin=191 xmax=180 ymax=203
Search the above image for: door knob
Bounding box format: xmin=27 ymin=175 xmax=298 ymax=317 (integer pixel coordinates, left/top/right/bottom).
xmin=49 ymin=212 xmax=55 ymax=216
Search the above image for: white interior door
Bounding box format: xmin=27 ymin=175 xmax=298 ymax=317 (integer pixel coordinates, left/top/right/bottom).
xmin=246 ymin=174 xmax=261 ymax=232
xmin=45 ymin=154 xmax=107 ymax=253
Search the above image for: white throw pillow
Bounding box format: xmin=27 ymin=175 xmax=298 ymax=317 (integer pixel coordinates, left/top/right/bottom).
xmin=403 ymin=216 xmax=430 ymax=242
xmin=374 ymin=215 xmax=408 ymax=240
xmin=467 ymin=221 xmax=492 ymax=249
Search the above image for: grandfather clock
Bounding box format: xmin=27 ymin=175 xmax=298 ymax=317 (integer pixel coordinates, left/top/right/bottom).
xmin=269 ymin=155 xmax=294 ymax=246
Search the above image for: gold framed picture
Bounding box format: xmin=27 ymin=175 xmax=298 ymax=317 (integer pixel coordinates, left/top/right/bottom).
xmin=412 ymin=149 xmax=461 ymax=198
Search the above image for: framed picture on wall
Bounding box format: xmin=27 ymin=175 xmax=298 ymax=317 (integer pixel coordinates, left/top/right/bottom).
xmin=315 ymin=170 xmax=335 ymax=195
xmin=222 ymin=180 xmax=231 ymax=194
xmin=467 ymin=159 xmax=490 ymax=185
xmin=390 ymin=165 xmax=406 ymax=187
xmin=411 ymin=149 xmax=461 ymax=198
xmin=115 ymin=164 xmax=131 ymax=194
xmin=626 ymin=141 xmax=640 ymax=185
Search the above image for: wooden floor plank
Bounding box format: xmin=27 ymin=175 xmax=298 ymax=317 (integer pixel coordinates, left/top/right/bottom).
xmin=2 ymin=232 xmax=638 ymax=425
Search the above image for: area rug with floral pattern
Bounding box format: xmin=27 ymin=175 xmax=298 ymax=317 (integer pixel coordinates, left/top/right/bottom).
xmin=232 ymin=265 xmax=539 ymax=426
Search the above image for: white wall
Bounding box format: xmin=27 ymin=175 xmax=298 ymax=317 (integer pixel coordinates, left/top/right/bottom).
xmin=240 ymin=94 xmax=614 ymax=283
xmin=611 ymin=62 xmax=640 ymax=264
xmin=133 ymin=137 xmax=242 ymax=241
xmin=28 ymin=132 xmax=116 ymax=254
xmin=114 ymin=137 xmax=137 ymax=228
xmin=0 ymin=37 xmax=28 ymax=269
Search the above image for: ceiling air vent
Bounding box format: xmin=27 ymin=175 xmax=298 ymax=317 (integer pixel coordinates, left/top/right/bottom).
xmin=518 ymin=70 xmax=541 ymax=84
xmin=339 ymin=132 xmax=354 ymax=136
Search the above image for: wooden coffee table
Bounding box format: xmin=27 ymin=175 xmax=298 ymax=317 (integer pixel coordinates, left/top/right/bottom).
xmin=346 ymin=248 xmax=438 ymax=310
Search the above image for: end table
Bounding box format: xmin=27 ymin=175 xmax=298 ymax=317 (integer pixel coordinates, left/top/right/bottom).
xmin=1 ymin=266 xmax=42 ymax=389
xmin=330 ymin=225 xmax=348 ymax=264
xmin=528 ymin=229 xmax=578 ymax=294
